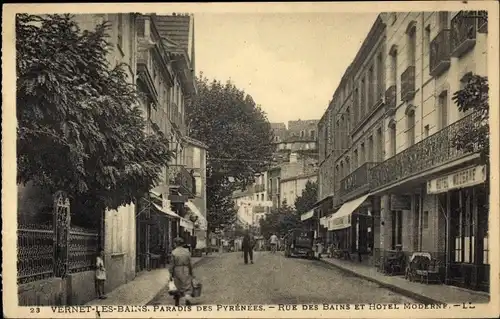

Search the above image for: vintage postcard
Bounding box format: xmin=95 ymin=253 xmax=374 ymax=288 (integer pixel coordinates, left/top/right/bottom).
xmin=2 ymin=1 xmax=499 ymax=318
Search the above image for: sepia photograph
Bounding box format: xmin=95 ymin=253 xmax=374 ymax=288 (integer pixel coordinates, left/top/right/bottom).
xmin=2 ymin=2 xmax=499 ymax=318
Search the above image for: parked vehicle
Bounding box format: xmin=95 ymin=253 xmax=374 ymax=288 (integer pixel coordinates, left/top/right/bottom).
xmin=283 ymin=229 xmax=315 ymax=259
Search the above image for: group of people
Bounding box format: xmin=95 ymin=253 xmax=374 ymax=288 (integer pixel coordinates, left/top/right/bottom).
xmin=94 ymin=237 xmax=197 ymax=306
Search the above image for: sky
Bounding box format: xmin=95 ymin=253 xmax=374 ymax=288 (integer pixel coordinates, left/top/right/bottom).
xmin=193 ymin=12 xmax=379 ymax=125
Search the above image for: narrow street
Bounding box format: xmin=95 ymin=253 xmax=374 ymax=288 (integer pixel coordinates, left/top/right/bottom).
xmin=149 ymin=251 xmax=416 ymax=305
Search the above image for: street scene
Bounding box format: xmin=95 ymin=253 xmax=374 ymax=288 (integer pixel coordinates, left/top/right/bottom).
xmin=10 ymin=4 xmax=492 ymax=314
xmin=149 ymin=251 xmax=416 ymax=305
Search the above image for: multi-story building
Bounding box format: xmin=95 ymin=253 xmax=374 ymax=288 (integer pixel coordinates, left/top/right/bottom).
xmin=318 ymin=11 xmax=489 ymax=293
xmin=372 ymin=11 xmax=489 ymax=292
xmin=280 ymin=153 xmax=318 ymax=208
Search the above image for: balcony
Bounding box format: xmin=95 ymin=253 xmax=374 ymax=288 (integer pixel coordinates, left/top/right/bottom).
xmin=168 ymin=165 xmax=195 ymax=197
xmin=339 ymin=162 xmax=378 ymax=201
xmin=170 ymin=105 xmax=186 ymax=136
xmin=369 ymin=112 xmax=481 ymax=191
xmin=385 ymin=85 xmax=397 ymax=115
xmin=254 ymin=184 xmax=265 ymax=193
xmin=400 ymin=66 xmax=416 ymax=102
xmin=451 ymin=11 xmax=477 ymax=58
xmin=430 ymin=29 xmax=451 ymax=77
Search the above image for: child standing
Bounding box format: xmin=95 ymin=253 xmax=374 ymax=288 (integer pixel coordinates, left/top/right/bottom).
xmin=95 ymin=249 xmax=107 ymax=299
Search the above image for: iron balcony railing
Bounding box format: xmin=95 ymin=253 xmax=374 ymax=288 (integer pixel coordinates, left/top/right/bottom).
xmin=168 ymin=165 xmax=195 ymax=197
xmin=369 ymin=112 xmax=480 ymax=190
xmin=477 ymin=10 xmax=488 ymax=33
xmin=451 ymin=11 xmax=477 ymax=58
xmin=385 ymin=85 xmax=397 ymax=114
xmin=339 ymin=162 xmax=378 ymax=200
xmin=430 ymin=29 xmax=452 ymax=77
xmin=401 ymin=66 xmax=416 ymax=102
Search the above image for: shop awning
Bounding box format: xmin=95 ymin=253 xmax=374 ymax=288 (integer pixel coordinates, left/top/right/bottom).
xmin=301 ymin=210 xmax=315 ymax=221
xmin=327 ymin=194 xmax=371 ymax=231
xmin=185 ymin=201 xmax=208 ymax=230
xmin=153 ymin=203 xmax=181 ymax=219
xmin=180 ymin=217 xmax=194 ymax=231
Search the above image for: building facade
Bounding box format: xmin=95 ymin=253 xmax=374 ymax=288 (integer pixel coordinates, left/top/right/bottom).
xmin=318 ymin=11 xmax=489 ymax=293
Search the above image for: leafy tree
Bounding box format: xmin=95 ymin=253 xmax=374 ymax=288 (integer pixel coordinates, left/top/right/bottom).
xmin=294 ymin=180 xmax=318 ymax=214
xmin=451 ymin=74 xmax=489 ymax=164
xmin=16 ymin=14 xmax=173 ymax=219
xmin=259 ymin=204 xmax=301 ymax=239
xmin=186 ymin=75 xmax=275 ymax=232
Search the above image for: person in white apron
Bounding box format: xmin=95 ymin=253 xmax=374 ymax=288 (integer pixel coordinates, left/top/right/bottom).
xmin=95 ymin=249 xmax=107 ymax=299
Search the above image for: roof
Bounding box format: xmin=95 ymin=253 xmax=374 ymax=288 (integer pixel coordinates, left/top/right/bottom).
xmin=155 ymin=14 xmax=191 ymax=55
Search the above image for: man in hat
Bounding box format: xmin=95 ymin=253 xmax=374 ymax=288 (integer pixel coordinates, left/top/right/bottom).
xmin=241 ymin=230 xmax=255 ymax=264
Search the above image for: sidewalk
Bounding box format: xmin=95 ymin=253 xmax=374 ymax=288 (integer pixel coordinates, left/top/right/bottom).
xmin=320 ymin=257 xmax=490 ymax=304
xmin=86 ymin=256 xmax=206 ymax=306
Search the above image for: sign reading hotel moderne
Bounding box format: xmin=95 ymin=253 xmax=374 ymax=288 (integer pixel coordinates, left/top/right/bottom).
xmin=427 ymin=165 xmax=487 ymax=195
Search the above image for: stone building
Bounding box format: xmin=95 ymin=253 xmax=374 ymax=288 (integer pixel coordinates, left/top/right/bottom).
xmin=318 ymin=11 xmax=489 ymax=293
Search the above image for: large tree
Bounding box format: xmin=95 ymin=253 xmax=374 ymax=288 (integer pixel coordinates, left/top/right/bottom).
xmin=16 ymin=14 xmax=173 ymax=219
xmin=294 ymin=180 xmax=318 ymax=214
xmin=186 ymin=75 xmax=275 ymax=232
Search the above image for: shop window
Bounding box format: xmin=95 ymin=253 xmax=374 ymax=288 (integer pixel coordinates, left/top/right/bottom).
xmin=423 ymin=211 xmax=429 ymax=229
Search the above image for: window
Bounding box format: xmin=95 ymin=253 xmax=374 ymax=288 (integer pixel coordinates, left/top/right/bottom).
xmin=389 ymin=121 xmax=397 ymax=156
xmin=368 ymin=66 xmax=374 ymax=108
xmin=353 ymin=88 xmax=359 ymax=124
xmin=353 ymin=149 xmax=358 ymax=170
xmin=377 ymin=53 xmax=384 ymax=99
xmin=368 ymin=136 xmax=374 ymax=162
xmin=438 ymin=91 xmax=448 ymax=130
xmin=361 ymin=78 xmax=366 ymax=117
xmin=423 ymin=211 xmax=429 ymax=229
xmin=406 ymin=107 xmax=416 ymax=146
xmin=300 ymin=130 xmax=305 ymax=138
xmin=376 ymin=127 xmax=383 ymax=162
xmin=391 ymin=210 xmax=403 ymax=249
xmin=390 ymin=50 xmax=398 ymax=87
xmin=424 ymin=125 xmax=430 ymax=138
xmin=310 ymin=130 xmax=316 ymax=139
xmin=359 ymin=143 xmax=365 ymax=166
xmin=390 ymin=13 xmax=397 ymax=25
xmin=438 ymin=12 xmax=449 ymax=30
xmin=407 ymin=25 xmax=416 ymax=67
xmin=425 ymin=25 xmax=431 ymax=57
xmin=261 ymin=194 xmax=264 ymax=201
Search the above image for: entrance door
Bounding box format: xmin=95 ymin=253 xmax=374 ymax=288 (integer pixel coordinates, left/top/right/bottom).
xmin=391 ymin=210 xmax=403 ymax=250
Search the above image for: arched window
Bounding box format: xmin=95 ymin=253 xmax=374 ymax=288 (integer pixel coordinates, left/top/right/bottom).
xmin=388 ymin=118 xmax=397 ymax=156
xmin=405 ymin=104 xmax=416 ymax=146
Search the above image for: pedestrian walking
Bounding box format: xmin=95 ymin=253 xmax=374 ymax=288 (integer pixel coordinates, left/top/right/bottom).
xmin=95 ymin=249 xmax=107 ymax=299
xmin=170 ymin=237 xmax=195 ymax=306
xmin=269 ymin=233 xmax=278 ymax=253
xmin=242 ymin=231 xmax=255 ymax=264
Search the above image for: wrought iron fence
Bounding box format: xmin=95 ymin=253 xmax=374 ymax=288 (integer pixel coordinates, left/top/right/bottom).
xmin=17 ymin=224 xmax=55 ymax=284
xmin=369 ymin=112 xmax=480 ymax=190
xmin=169 ymin=164 xmax=195 ymax=195
xmin=430 ymin=29 xmax=451 ymax=76
xmin=68 ymin=226 xmax=99 ymax=274
xmin=451 ymin=11 xmax=477 ymax=57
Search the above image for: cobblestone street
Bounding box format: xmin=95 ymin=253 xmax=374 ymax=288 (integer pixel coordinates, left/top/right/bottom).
xmin=149 ymin=252 xmax=416 ymax=305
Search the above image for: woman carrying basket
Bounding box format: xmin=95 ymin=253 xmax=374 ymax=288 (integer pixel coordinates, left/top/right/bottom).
xmin=170 ymin=237 xmax=196 ymax=306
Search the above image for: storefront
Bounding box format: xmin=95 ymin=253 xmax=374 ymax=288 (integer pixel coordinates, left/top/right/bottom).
xmin=427 ymin=165 xmax=488 ymax=292
xmin=327 ymin=194 xmax=374 ymax=255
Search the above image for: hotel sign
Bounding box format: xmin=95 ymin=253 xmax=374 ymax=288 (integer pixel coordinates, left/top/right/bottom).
xmin=427 ymin=165 xmax=486 ymax=194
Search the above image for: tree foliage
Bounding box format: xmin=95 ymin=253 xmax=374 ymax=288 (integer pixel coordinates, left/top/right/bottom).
xmin=451 ymin=74 xmax=489 ymax=164
xmin=294 ymin=180 xmax=318 ymax=214
xmin=258 ymin=204 xmax=301 ymax=239
xmin=16 ymin=14 xmax=173 ymax=214
xmin=186 ymin=74 xmax=275 ymax=231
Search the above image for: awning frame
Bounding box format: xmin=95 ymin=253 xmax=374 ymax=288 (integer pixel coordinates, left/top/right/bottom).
xmin=327 ymin=194 xmax=371 ymax=231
